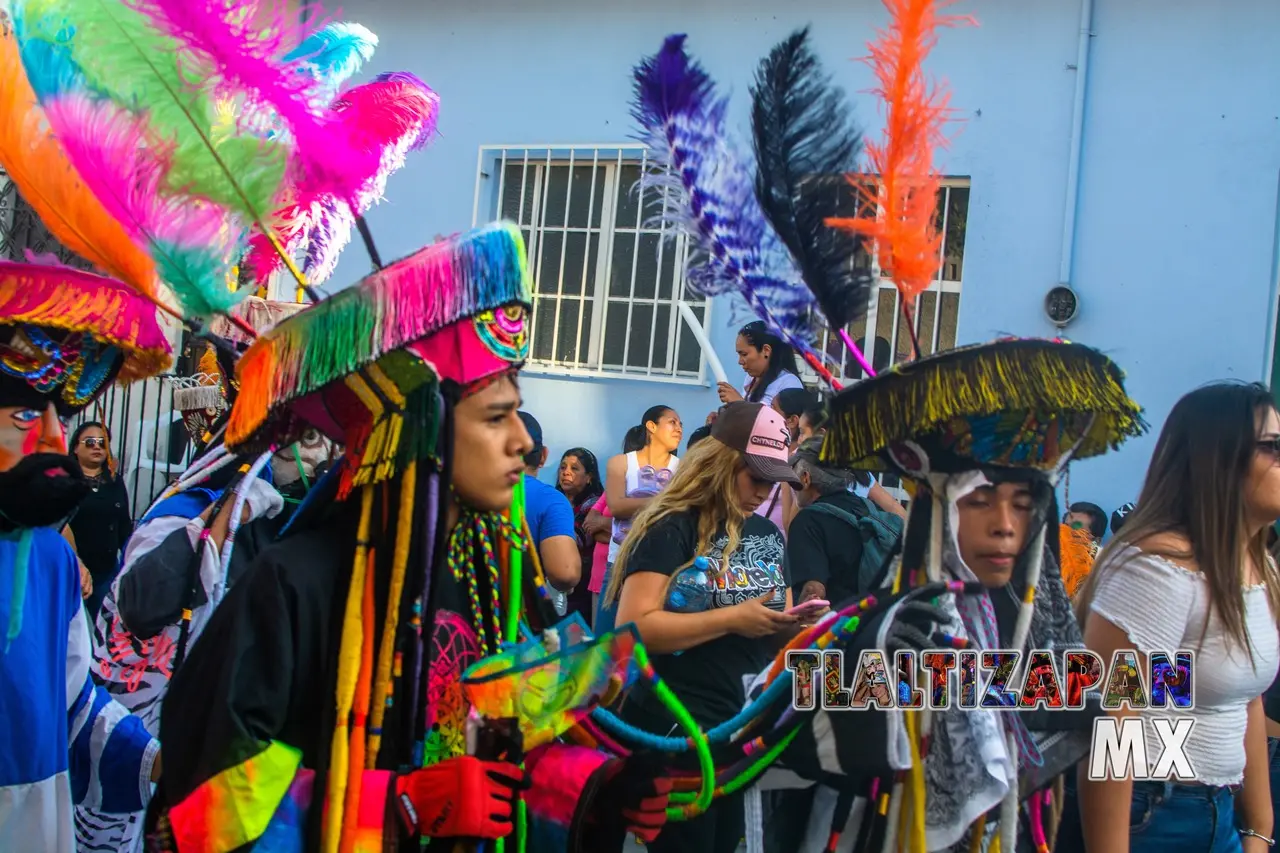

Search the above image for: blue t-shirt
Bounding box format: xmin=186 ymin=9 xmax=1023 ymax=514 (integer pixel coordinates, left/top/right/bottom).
xmin=523 ymin=474 xmax=576 ymax=544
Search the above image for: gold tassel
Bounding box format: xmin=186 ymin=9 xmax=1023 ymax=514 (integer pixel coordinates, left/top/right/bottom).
xmin=322 ymin=487 xmax=374 ymax=853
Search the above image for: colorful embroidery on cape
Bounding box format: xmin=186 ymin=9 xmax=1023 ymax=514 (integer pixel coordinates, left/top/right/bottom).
xmin=461 ymin=619 xmax=641 ymax=750
xmin=168 ymin=740 xmax=304 ymax=853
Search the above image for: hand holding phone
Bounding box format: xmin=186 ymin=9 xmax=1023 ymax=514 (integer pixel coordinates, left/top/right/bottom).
xmin=784 ymin=599 xmax=830 ymax=619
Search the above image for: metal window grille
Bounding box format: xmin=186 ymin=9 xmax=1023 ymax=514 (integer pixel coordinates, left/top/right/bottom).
xmin=472 ymin=145 xmax=711 ymax=383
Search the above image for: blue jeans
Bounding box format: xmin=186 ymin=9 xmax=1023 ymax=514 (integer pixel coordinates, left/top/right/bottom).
xmin=1269 ymin=737 xmax=1280 ymax=841
xmin=1060 ymin=777 xmax=1242 ymax=853
xmin=594 ymin=562 xmax=617 ymax=633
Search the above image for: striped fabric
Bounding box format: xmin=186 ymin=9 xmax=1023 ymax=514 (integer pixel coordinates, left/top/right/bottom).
xmin=0 ymin=528 xmax=158 ymax=852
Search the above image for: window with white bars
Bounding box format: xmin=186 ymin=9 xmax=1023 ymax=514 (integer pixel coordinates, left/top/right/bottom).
xmin=472 ymin=145 xmax=710 ymax=383
xmin=799 ymin=179 xmax=970 ymax=384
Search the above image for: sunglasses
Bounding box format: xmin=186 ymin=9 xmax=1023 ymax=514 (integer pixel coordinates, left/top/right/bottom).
xmin=80 ymin=437 xmax=106 ymax=449
xmin=1259 ymin=438 xmax=1280 ymax=456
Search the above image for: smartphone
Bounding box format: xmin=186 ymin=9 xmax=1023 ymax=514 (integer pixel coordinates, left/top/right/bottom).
xmin=784 ymin=599 xmax=830 ymax=618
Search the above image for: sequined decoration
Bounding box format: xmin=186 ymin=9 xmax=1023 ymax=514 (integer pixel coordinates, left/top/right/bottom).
xmin=0 ymin=324 xmax=118 ymax=408
xmin=473 ymin=304 xmax=529 ymax=363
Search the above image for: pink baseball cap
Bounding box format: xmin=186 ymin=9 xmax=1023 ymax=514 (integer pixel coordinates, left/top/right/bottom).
xmin=711 ymin=401 xmax=801 ymax=485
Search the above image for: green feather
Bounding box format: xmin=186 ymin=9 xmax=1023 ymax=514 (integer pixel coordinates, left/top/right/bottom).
xmin=32 ymin=0 xmax=286 ymax=218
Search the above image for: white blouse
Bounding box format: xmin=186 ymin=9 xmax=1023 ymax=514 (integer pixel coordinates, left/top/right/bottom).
xmin=1089 ymin=546 xmax=1279 ymax=785
xmin=746 ymin=371 xmax=803 ymax=407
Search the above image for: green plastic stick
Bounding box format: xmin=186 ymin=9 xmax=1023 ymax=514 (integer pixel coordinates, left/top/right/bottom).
xmin=632 ymin=644 xmax=715 ymax=819
xmin=506 ymin=476 xmax=524 ymax=644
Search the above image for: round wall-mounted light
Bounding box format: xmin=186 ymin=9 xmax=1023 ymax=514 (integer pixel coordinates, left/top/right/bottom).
xmin=1045 ymin=285 xmax=1079 ymax=327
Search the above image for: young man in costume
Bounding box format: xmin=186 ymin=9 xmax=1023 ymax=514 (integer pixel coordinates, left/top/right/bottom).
xmin=0 ymin=262 xmax=171 ymax=851
xmin=150 ymin=223 xmax=670 ymax=852
xmin=757 ymin=339 xmax=1144 ymax=853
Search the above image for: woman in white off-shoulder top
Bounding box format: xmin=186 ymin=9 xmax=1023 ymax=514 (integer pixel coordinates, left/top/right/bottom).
xmin=1065 ymin=383 xmax=1280 ymax=853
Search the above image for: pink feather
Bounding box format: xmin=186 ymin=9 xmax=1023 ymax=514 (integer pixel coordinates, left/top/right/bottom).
xmin=42 ymin=94 xmax=226 ymax=249
xmin=127 ymin=0 xmax=378 ymax=210
xmin=244 ymin=72 xmax=440 ymax=285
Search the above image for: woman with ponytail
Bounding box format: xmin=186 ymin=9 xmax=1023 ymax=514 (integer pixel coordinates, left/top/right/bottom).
xmin=717 ymin=320 xmax=804 ymax=407
xmin=596 ymin=405 xmax=683 ymax=632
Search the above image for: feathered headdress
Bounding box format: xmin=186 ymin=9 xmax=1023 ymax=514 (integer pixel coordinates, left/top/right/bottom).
xmin=751 ymin=27 xmax=878 ymax=377
xmin=630 ymin=35 xmax=845 ymax=388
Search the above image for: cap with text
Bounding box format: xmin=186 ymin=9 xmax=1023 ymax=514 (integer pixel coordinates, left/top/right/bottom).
xmin=711 ymin=401 xmax=801 ymax=486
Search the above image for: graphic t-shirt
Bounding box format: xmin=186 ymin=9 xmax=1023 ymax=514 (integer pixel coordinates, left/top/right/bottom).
xmin=620 ymin=510 xmax=788 ymax=726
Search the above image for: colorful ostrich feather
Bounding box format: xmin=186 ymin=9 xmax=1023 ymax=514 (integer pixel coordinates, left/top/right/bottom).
xmin=18 ymin=0 xmax=289 ymax=220
xmin=243 ymin=71 xmax=440 ymax=287
xmin=283 ymin=21 xmax=378 ymax=107
xmin=631 ymin=35 xmax=819 ymax=360
xmin=827 ymin=0 xmax=968 ymax=343
xmin=0 ymin=26 xmax=162 ymax=303
xmin=128 ymin=0 xmax=379 ymax=209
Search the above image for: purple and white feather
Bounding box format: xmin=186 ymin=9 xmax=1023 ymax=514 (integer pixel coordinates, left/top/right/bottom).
xmin=631 ymin=34 xmax=818 ymax=352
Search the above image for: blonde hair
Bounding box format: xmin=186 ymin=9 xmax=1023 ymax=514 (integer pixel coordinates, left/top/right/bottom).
xmin=603 ymin=437 xmax=749 ymax=607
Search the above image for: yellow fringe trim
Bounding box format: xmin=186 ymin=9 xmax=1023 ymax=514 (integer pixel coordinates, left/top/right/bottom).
xmin=822 ymin=340 xmax=1144 ymax=470
xmin=322 ymin=487 xmax=374 ymax=853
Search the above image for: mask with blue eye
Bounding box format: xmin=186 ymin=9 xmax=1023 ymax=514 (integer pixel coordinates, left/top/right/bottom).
xmin=665 ymin=556 xmax=714 ymax=614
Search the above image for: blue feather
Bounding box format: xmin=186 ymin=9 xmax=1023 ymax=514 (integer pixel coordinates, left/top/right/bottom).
xmin=285 ymin=22 xmax=379 ymax=107
xmin=10 ymin=6 xmax=86 ymax=99
xmin=630 ymin=35 xmax=818 ymax=356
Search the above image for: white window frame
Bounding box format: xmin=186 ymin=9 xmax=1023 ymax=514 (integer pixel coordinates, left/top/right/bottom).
xmin=472 ymin=144 xmax=712 ymax=385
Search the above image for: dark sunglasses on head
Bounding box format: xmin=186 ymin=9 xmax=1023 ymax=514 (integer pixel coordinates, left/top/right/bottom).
xmin=80 ymin=437 xmax=106 ymax=448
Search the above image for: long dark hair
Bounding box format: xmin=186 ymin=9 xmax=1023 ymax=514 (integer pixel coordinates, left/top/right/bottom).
xmin=1076 ymin=382 xmax=1280 ymax=663
xmin=556 ymin=447 xmax=603 ymax=506
xmin=635 ymin=405 xmax=673 ymax=450
xmin=739 ymin=321 xmax=799 ymax=403
xmin=70 ymin=421 xmax=116 ymax=478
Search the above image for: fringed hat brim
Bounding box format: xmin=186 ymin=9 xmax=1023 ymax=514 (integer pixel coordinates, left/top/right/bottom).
xmin=822 ymin=338 xmax=1145 ymax=472
xmin=0 ymin=261 xmax=172 ymax=381
xmin=227 ymin=222 xmax=531 ymax=453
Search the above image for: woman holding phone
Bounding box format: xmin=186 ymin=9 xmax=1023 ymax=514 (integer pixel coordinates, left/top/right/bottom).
xmin=603 ymin=401 xmax=806 ymax=853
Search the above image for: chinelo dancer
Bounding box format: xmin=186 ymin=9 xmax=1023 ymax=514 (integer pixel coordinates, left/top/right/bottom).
xmin=0 ymin=260 xmax=172 ymax=850
xmin=148 ymin=222 xmax=674 ymax=853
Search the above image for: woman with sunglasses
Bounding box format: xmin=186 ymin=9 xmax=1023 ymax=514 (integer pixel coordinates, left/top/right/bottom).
xmin=67 ymin=421 xmax=133 ymax=618
xmin=1066 ymin=382 xmax=1280 ymax=853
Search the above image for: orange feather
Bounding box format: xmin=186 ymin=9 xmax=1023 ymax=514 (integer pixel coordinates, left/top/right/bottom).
xmin=828 ymin=0 xmax=969 ymax=306
xmin=0 ymin=29 xmax=161 ymax=301
xmin=1059 ymin=523 xmax=1096 ymax=599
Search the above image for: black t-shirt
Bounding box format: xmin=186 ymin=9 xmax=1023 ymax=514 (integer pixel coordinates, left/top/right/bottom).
xmin=620 ymin=509 xmax=788 ymax=727
xmin=785 ymin=490 xmax=868 ymax=607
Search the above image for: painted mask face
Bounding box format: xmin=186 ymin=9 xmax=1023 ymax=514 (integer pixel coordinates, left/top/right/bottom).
xmin=0 ymin=401 xmax=87 ymax=531
xmin=271 ymin=428 xmax=335 ymax=487
xmin=0 ymin=402 xmax=66 ymax=473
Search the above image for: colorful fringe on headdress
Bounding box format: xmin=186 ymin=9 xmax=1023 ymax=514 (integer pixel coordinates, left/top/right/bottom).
xmin=827 ymin=0 xmax=970 ymax=357
xmin=0 ymin=260 xmax=171 ymax=380
xmin=821 ymin=338 xmax=1146 ymax=472
xmin=227 ymin=222 xmax=530 ymax=451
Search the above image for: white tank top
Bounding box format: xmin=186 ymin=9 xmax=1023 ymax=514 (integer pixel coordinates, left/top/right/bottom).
xmin=608 ymin=451 xmax=679 ymax=563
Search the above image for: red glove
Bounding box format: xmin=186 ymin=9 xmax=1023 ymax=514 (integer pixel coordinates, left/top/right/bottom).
xmin=605 ymin=763 xmax=672 ymax=842
xmin=395 ymin=756 xmax=526 ymax=839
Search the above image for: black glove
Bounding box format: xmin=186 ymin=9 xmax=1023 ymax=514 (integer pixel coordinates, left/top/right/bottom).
xmin=885 ymin=600 xmax=954 ymax=653
xmin=577 ymin=755 xmax=673 ymax=850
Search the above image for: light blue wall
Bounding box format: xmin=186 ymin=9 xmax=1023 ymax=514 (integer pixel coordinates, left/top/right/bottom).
xmin=334 ymin=0 xmax=1280 ymax=515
